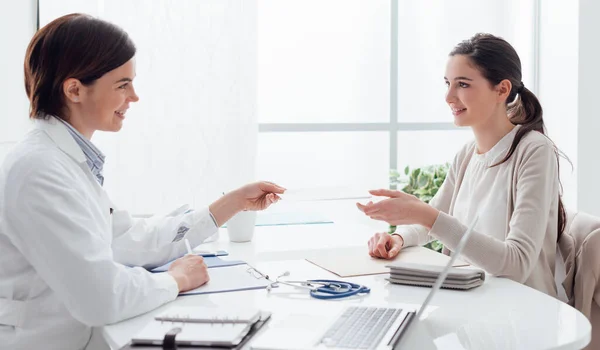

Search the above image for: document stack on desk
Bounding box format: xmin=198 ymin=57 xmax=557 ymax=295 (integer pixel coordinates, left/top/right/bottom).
xmin=305 ymin=246 xmax=469 ymax=277
xmin=120 ymin=306 xmax=271 ymax=350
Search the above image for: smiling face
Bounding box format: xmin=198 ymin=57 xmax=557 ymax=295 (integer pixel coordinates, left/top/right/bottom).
xmin=444 ymin=55 xmax=503 ymax=128
xmin=63 ymin=58 xmax=139 ymax=138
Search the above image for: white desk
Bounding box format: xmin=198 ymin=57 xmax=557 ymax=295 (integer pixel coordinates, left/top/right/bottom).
xmin=103 ymin=201 xmax=591 ymax=349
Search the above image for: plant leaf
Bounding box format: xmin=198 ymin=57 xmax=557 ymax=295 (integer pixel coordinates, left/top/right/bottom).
xmin=417 ymin=173 xmax=431 ymax=188
xmin=421 ymin=195 xmax=433 ymax=203
xmin=392 ymin=163 xmax=448 ymax=212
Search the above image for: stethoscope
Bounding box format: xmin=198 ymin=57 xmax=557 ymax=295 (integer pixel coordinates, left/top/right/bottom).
xmin=265 ymin=271 xmax=370 ymax=300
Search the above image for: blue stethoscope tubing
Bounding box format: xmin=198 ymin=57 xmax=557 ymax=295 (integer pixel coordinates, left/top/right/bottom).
xmin=297 ymin=279 xmax=371 ymax=300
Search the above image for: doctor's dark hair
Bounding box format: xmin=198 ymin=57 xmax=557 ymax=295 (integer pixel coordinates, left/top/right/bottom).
xmin=24 ymin=13 xmax=136 ymax=120
xmin=450 ymin=33 xmax=567 ymax=242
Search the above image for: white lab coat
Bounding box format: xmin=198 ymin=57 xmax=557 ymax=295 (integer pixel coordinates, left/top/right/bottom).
xmin=0 ymin=117 xmax=218 ymax=350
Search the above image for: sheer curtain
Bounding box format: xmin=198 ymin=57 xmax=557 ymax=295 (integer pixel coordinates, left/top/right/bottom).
xmin=40 ymin=0 xmax=258 ymax=215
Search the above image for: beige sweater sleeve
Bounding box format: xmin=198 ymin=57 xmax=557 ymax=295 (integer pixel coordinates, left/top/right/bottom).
xmin=395 ymin=150 xmax=460 ymax=247
xmin=429 ymin=144 xmax=559 ymax=282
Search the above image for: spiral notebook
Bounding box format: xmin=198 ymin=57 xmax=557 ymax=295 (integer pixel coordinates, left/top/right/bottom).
xmin=130 ymin=306 xmax=266 ymax=348
xmin=386 ymin=262 xmax=485 ymax=290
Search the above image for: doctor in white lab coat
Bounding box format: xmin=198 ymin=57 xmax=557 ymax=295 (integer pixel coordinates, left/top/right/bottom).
xmin=0 ymin=13 xmax=284 ymax=350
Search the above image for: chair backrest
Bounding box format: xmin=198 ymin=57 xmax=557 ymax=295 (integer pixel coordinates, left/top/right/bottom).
xmin=560 ymin=211 xmax=600 ymax=349
xmin=566 ymin=211 xmax=600 ymax=251
xmin=561 ymin=211 xmax=600 ymax=312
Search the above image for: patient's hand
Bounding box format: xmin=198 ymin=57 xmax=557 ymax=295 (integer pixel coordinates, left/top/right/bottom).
xmin=367 ymin=232 xmax=404 ymax=259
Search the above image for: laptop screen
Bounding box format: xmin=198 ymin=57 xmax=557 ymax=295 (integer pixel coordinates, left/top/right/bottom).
xmin=414 ymin=214 xmax=480 ymax=320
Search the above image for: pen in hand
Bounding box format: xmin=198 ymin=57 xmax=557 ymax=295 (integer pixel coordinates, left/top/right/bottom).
xmin=184 ymin=238 xmax=194 ymax=255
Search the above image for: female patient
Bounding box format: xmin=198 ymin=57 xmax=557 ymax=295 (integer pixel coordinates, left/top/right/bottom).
xmin=358 ymin=33 xmax=564 ymax=297
xmin=0 ymin=13 xmax=284 ymax=349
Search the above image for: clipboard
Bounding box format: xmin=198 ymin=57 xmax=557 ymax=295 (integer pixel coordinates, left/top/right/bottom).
xmin=151 ymin=256 xmax=246 ymax=273
xmin=178 ymin=264 xmax=272 ymax=296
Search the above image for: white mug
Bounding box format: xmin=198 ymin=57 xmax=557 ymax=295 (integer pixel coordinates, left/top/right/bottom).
xmin=227 ymin=211 xmax=257 ymax=242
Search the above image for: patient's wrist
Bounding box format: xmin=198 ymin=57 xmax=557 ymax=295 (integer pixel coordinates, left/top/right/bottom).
xmin=391 ymin=234 xmax=404 ymax=248
xmin=418 ymin=204 xmax=439 ymax=230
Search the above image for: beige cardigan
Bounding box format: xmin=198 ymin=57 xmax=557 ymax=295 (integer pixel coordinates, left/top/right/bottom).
xmin=398 ymin=129 xmax=560 ymax=297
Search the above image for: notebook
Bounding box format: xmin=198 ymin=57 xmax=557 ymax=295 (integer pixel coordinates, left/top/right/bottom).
xmin=131 ymin=306 xmax=263 ymax=347
xmin=386 ymin=262 xmax=486 ymax=290
xmin=305 ymin=246 xmax=468 ymax=277
xmin=120 ymin=311 xmax=272 ymax=350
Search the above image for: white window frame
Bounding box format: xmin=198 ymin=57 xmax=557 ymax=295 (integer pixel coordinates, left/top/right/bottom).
xmin=257 ymin=0 xmax=541 ymax=173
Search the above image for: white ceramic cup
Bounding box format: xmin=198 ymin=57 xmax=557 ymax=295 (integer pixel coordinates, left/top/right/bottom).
xmin=227 ymin=211 xmax=257 ymax=242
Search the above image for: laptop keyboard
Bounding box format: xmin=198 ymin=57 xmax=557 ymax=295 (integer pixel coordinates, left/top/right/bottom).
xmin=319 ymin=306 xmax=402 ymax=349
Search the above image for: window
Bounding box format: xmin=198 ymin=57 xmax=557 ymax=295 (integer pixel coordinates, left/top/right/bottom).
xmin=257 ymin=0 xmax=536 ymax=191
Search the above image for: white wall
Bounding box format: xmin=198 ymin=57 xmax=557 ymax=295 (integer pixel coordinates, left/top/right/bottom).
xmin=0 ymin=0 xmax=37 ymax=163
xmin=540 ymin=0 xmax=600 ymax=216
xmin=538 ymin=0 xmax=579 ymax=211
xmin=40 ymin=1 xmax=258 ymax=215
xmin=577 ymin=0 xmax=600 ymax=216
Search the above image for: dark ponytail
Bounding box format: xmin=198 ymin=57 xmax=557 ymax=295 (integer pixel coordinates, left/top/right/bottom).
xmin=450 ymin=33 xmax=567 ymax=242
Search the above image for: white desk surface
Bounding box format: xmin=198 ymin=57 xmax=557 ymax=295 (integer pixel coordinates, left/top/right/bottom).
xmin=103 ymin=200 xmax=591 ymax=350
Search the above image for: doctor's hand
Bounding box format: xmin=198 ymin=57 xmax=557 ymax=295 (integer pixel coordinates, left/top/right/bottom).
xmin=168 ymin=255 xmax=209 ymax=293
xmin=356 ymin=189 xmax=439 ymax=228
xmin=209 ymin=181 xmax=286 ymax=227
xmin=368 ymin=232 xmax=404 ymax=259
xmin=233 ymin=181 xmax=286 ymax=211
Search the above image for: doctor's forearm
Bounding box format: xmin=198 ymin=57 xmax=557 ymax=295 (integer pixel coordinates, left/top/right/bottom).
xmin=208 ymin=191 xmax=245 ymax=227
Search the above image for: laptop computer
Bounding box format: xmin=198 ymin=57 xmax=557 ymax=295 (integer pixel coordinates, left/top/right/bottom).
xmin=251 ymin=215 xmax=480 ymax=350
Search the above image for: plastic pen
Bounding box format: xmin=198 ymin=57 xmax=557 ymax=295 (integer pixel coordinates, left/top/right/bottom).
xmin=184 ymin=238 xmax=193 ymax=255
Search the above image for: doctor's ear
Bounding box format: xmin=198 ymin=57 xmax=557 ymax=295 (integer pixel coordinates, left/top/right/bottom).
xmin=63 ymin=78 xmax=83 ymax=103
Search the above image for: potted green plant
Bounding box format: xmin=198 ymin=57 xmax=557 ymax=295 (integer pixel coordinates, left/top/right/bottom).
xmin=388 ymin=163 xmax=450 ymax=252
